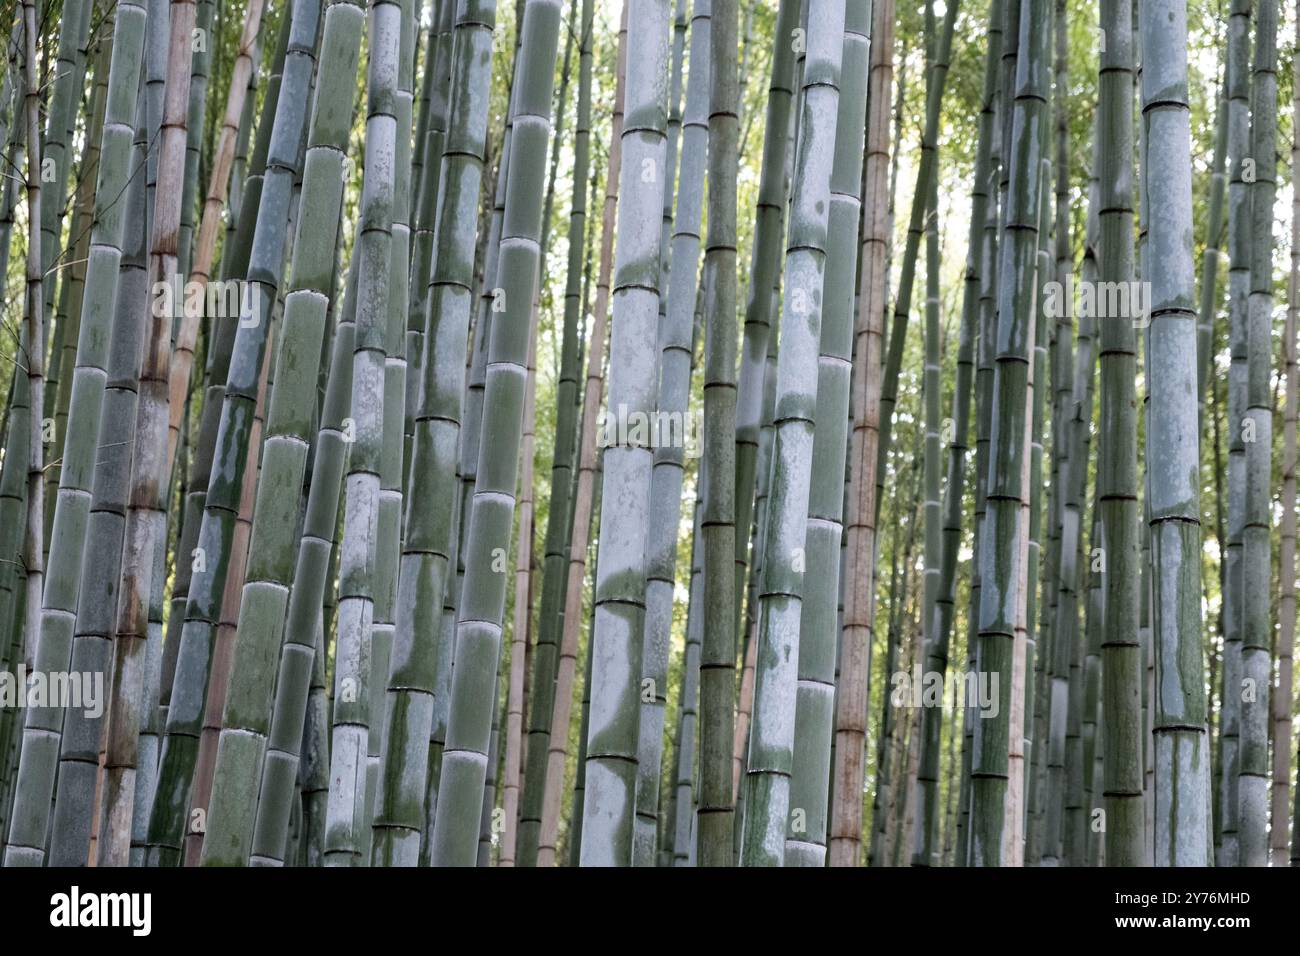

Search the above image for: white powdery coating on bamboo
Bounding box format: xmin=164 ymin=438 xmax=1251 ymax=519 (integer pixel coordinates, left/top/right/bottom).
xmin=1153 ymin=529 xmax=1187 ymax=706
xmin=586 ymin=601 xmax=638 ymax=745
xmin=753 ymin=595 xmax=802 ymax=757
xmin=1143 ymin=136 xmax=1196 ymax=312
xmin=1154 ymin=733 xmax=1210 ymax=865
xmin=579 ymin=762 xmax=630 ymax=865
xmin=1146 ymin=321 xmax=1198 ymax=513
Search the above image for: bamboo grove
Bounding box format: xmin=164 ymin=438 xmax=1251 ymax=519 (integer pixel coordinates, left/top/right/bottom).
xmin=0 ymin=0 xmax=1296 ymax=870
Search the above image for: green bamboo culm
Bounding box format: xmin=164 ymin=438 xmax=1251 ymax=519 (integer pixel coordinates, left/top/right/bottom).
xmin=0 ymin=35 xmax=26 ymax=697
xmin=968 ymin=0 xmax=1047 ymax=867
xmin=1096 ymin=0 xmax=1144 ymax=867
xmin=404 ymin=0 xmax=455 ymax=492
xmin=111 ymin=0 xmax=201 ymax=867
xmin=193 ymin=0 xmax=347 ymax=867
xmin=729 ymin=4 xmax=789 ymax=856
xmin=872 ymin=0 xmax=958 ymax=530
xmin=373 ymin=0 xmax=498 ymax=866
xmin=423 ymin=168 xmax=496 ymax=865
xmin=1065 ymin=145 xmax=1102 ymax=868
xmin=1237 ymin=0 xmax=1277 ymax=869
xmin=428 ymin=0 xmax=563 ymax=867
xmin=671 ymin=485 xmax=705 ymax=864
xmin=1285 ymin=0 xmax=1300 ymax=870
xmin=961 ymin=0 xmax=1010 ymax=867
xmin=1022 ymin=149 xmax=1051 ymax=867
xmin=1196 ymin=58 xmax=1229 ymax=426
xmin=177 ymin=0 xmax=215 ymax=279
xmin=17 ymin=0 xmax=45 ymax=725
xmin=1045 ymin=100 xmax=1101 ymax=872
xmin=408 ymin=0 xmax=450 ymax=231
xmin=913 ymin=0 xmax=1000 ymax=869
xmin=730 ymin=0 xmax=798 ymax=650
xmin=0 ymin=346 xmax=28 ymax=657
xmin=831 ymin=0 xmax=894 ymax=867
xmin=697 ymin=0 xmax=739 ymax=868
xmin=96 ymin=86 xmax=156 ymax=870
xmin=631 ymin=0 xmax=708 ymax=867
xmin=133 ymin=0 xmax=297 ymax=867
xmin=2 ymin=0 xmax=147 ymax=869
xmin=911 ymin=0 xmax=944 ymax=866
xmin=577 ymin=0 xmax=673 ymax=867
xmin=1028 ymin=0 xmax=1067 ymax=865
xmin=1141 ymin=0 xmax=1212 ymax=867
xmin=518 ymin=0 xmax=594 ymax=866
xmin=0 ymin=355 xmax=30 ymax=848
xmin=533 ymin=8 xmax=627 ymax=867
xmin=247 ymin=204 xmax=356 ymax=858
xmin=366 ymin=0 xmax=420 ymax=864
xmin=323 ymin=0 xmax=403 ymax=868
xmin=782 ymin=0 xmax=867 ymax=870
xmin=221 ymin=43 xmax=261 ymax=262
xmin=627 ymin=0 xmax=689 ymax=865
xmin=168 ymin=0 xmax=340 ymax=867
xmin=159 ymin=3 xmax=294 ymax=762
xmin=46 ymin=41 xmax=142 ymax=867
xmin=0 ymin=29 xmax=24 ymax=823
xmin=956 ymin=0 xmax=1005 ymax=865
xmin=1218 ymin=0 xmax=1251 ymax=868
xmin=35 ymin=0 xmax=91 ymax=519
xmin=738 ymin=0 xmax=845 ymax=868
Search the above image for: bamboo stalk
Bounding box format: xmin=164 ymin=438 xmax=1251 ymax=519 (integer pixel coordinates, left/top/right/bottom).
xmin=165 ymin=0 xmax=268 ymax=478
xmin=1142 ymin=0 xmax=1212 ymax=867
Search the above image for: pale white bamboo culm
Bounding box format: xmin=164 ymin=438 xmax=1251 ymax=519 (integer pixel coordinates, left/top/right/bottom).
xmin=534 ymin=0 xmax=628 ymax=867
